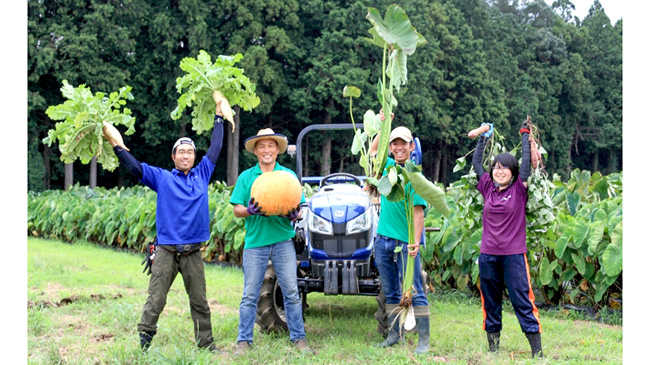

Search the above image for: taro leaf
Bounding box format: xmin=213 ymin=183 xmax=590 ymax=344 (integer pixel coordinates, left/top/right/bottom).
xmin=376 ymin=174 xmax=395 ymax=196
xmin=386 ymin=183 xmax=405 ymax=202
xmin=561 ymin=268 xmax=577 ymax=282
xmin=566 ymin=191 xmax=581 ymax=216
xmin=571 ymin=253 xmax=586 ymax=276
xmin=363 ymin=110 xmax=381 ymax=136
xmin=387 ymin=49 xmax=408 ymax=91
xmin=343 ymin=85 xmax=361 ymax=98
xmin=583 ymin=262 xmax=595 ymax=281
xmin=453 ymin=245 xmax=463 ymax=265
xmin=594 ymin=283 xmax=608 ymax=303
xmin=572 ymin=219 xmax=590 ymax=249
xmin=351 ymin=129 xmax=367 ymax=155
xmin=442 ymin=227 xmax=461 ymax=252
xmin=387 ymin=166 xmax=398 ymax=186
xmin=587 ymin=221 xmax=605 ymax=256
xmin=539 ymin=257 xmax=553 ymax=285
xmin=554 ymin=236 xmax=569 ymax=259
xmin=453 ymin=156 xmax=466 ymax=173
xmin=592 ymin=177 xmax=611 ymax=200
xmin=365 ymin=5 xmax=427 ymax=55
xmin=404 ymin=160 xmax=451 ymax=217
xmin=602 ymin=243 xmax=622 ymax=277
xmin=593 ymin=208 xmax=608 ymax=222
xmin=610 ymin=221 xmax=622 ymax=247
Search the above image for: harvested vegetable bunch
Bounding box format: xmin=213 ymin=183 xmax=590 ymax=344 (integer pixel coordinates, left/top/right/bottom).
xmin=171 ymin=50 xmax=260 ymax=134
xmin=42 ymin=80 xmax=136 ymax=172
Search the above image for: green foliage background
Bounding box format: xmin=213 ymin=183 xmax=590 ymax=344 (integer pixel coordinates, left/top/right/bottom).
xmin=28 ymin=0 xmax=622 ymax=191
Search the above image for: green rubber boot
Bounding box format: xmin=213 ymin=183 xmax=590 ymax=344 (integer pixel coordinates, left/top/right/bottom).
xmin=376 ymin=313 xmax=401 ymax=348
xmin=414 ymin=316 xmax=430 ymax=354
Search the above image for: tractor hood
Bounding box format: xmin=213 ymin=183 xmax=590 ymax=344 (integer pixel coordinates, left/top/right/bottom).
xmin=309 ymin=185 xmax=369 ymax=224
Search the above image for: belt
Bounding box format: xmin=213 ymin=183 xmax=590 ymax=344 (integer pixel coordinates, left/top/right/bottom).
xmin=160 ymin=243 xmax=202 ymax=256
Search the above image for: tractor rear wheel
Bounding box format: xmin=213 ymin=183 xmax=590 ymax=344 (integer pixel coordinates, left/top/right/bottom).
xmin=256 ymin=264 xmax=288 ymax=333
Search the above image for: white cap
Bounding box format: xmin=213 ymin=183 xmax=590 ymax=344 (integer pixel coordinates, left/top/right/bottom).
xmin=389 ymin=126 xmax=413 ymax=143
xmin=172 ymin=137 xmax=196 ymax=153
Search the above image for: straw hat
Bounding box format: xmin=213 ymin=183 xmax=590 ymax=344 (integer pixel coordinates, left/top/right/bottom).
xmin=244 ymin=128 xmax=289 ymax=154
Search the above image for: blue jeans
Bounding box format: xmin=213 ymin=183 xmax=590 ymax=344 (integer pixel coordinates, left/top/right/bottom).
xmin=375 ymin=235 xmax=429 ymax=307
xmin=237 ymin=240 xmax=306 ymax=343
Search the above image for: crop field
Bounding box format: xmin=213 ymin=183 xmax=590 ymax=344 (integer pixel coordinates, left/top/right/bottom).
xmin=27 ymin=238 xmax=622 ymax=364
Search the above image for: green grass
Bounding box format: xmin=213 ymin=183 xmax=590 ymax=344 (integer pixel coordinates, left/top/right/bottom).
xmin=27 ymin=238 xmax=622 ymax=364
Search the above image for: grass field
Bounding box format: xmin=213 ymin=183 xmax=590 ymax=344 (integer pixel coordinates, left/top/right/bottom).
xmin=27 ymin=238 xmax=623 ymax=364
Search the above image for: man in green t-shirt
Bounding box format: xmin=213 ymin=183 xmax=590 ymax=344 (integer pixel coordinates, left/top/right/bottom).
xmin=229 ymin=128 xmax=313 ymax=355
xmin=369 ymin=119 xmax=431 ymax=354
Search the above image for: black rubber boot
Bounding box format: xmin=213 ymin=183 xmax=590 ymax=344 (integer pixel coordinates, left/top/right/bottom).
xmin=414 ymin=317 xmax=430 ymax=354
xmin=525 ymin=332 xmax=543 ymax=358
xmin=487 ymin=331 xmax=500 ymax=353
xmin=376 ymin=313 xmax=401 ymax=348
xmin=139 ymin=330 xmax=156 ymax=352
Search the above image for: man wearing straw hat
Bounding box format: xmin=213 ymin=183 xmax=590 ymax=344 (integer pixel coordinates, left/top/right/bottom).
xmin=230 ymin=128 xmax=313 ymax=355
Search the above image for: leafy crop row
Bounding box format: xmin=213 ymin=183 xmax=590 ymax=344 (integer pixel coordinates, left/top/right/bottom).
xmin=27 ymin=170 xmax=621 ymax=308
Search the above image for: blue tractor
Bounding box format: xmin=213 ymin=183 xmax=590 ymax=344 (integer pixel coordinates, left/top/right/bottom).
xmin=255 ymin=124 xmax=427 ymax=335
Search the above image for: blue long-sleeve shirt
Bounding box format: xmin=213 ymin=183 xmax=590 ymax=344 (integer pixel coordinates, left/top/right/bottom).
xmin=113 ymin=115 xmax=224 ymax=244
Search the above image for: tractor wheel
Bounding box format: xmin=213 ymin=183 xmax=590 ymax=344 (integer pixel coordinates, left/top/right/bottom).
xmin=374 ymin=289 xmax=388 ymax=337
xmin=256 ymin=264 xmax=288 ymax=333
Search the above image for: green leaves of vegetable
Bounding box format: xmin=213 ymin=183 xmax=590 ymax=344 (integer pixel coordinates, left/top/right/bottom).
xmin=43 ymin=80 xmax=135 ymax=171
xmin=171 ymin=50 xmax=260 ymax=134
xmin=364 ymin=5 xmax=427 ymax=56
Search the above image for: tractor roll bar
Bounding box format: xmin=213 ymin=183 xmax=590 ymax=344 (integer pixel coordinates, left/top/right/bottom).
xmin=294 ymin=123 xmax=355 ymax=183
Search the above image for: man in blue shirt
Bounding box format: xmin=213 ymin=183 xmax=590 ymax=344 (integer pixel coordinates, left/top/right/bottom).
xmin=102 ymin=103 xmax=225 ymax=352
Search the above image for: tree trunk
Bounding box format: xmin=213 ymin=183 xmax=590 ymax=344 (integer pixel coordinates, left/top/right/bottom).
xmin=43 ymin=145 xmax=51 ymax=190
xmin=89 ymin=156 xmax=97 ymax=188
xmin=320 ymin=98 xmax=333 ymax=176
xmin=227 ymin=105 xmax=241 ymax=186
xmin=432 ymin=141 xmax=442 ymax=182
xmin=607 ymin=147 xmax=618 ymax=174
xmin=64 ymin=163 xmax=73 ymax=190
xmin=591 ymin=151 xmax=599 ymax=173
xmin=440 ymin=148 xmax=448 ymax=184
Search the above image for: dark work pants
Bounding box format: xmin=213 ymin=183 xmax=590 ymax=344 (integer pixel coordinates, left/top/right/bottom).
xmin=478 ymin=253 xmax=542 ymax=334
xmin=137 ymin=245 xmax=215 ymax=348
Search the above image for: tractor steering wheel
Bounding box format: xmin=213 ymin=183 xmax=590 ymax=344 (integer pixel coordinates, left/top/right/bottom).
xmin=319 ymin=173 xmax=362 ymax=188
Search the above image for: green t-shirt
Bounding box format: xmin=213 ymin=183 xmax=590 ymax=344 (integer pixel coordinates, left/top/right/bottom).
xmin=230 ymin=162 xmax=305 ymax=249
xmin=376 ymin=158 xmax=427 ymax=243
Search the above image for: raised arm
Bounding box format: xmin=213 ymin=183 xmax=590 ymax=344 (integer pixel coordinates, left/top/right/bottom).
xmin=519 ymin=123 xmax=531 ymax=187
xmin=102 ymin=123 xmax=143 ymax=179
xmin=471 ymin=136 xmax=487 ymax=179
xmin=206 ymin=102 xmax=225 ymax=164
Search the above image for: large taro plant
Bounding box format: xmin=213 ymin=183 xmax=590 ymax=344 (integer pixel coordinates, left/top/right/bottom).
xmin=344 ymin=4 xmax=427 ymax=192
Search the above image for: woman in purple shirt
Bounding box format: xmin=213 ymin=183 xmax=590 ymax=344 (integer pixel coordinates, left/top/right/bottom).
xmin=471 ymin=122 xmax=543 ymax=358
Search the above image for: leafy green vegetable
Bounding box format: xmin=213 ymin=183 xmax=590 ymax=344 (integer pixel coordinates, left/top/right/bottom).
xmin=43 ymin=80 xmax=136 ymax=171
xmin=171 ymin=50 xmax=260 ymax=134
xmin=345 ymin=4 xmax=427 ymax=187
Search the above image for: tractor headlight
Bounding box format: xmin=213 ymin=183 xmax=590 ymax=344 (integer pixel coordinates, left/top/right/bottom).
xmin=346 ymin=211 xmax=372 ymax=234
xmin=309 ymin=212 xmax=333 ymax=235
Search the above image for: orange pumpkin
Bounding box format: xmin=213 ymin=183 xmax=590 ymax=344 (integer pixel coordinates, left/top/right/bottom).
xmin=250 ymin=170 xmax=302 ymax=215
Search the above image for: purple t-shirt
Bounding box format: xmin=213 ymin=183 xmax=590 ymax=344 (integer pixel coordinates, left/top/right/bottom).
xmin=477 ymin=173 xmax=528 ymax=255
